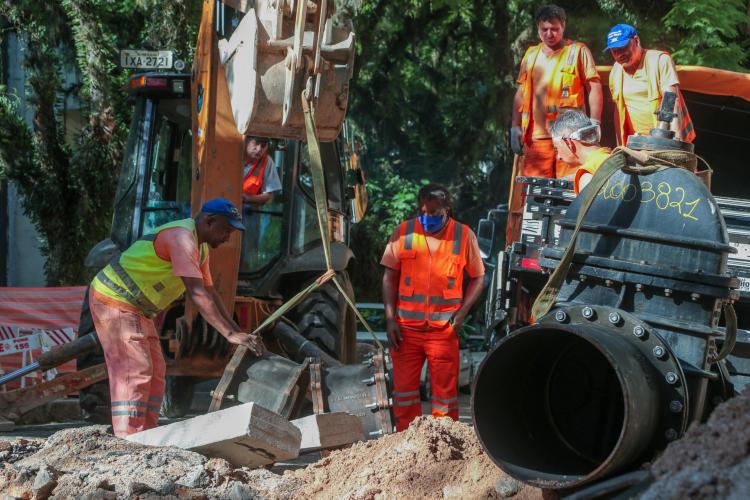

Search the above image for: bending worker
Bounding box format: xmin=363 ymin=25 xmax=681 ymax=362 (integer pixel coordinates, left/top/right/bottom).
xmin=605 ymin=23 xmax=695 ymax=145
xmin=510 ymin=4 xmax=602 ymax=179
xmin=381 ymin=184 xmax=485 ymax=431
xmin=550 ymin=109 xmax=612 ymax=195
xmin=89 ymin=198 xmax=264 ymax=436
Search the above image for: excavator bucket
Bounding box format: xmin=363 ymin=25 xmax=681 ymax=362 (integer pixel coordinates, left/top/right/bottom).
xmin=220 ymin=0 xmax=355 ymax=141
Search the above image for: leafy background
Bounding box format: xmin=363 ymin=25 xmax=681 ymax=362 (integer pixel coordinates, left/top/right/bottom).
xmin=0 ymin=0 xmax=747 ymax=299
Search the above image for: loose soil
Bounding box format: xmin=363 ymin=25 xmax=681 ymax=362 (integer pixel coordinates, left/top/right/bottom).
xmin=286 ymin=416 xmax=543 ymax=499
xmin=0 ymin=417 xmax=542 ymax=499
xmin=642 ymin=386 xmax=750 ymax=499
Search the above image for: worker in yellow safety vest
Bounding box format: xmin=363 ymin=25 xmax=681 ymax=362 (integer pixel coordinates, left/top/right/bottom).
xmin=510 ymin=4 xmax=603 ymax=180
xmin=605 ymin=23 xmax=695 ymax=145
xmin=89 ymin=198 xmax=264 ymax=437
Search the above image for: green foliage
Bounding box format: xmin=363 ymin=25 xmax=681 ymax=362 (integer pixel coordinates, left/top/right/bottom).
xmin=0 ymin=0 xmax=199 ymax=284
xmin=664 ymin=0 xmax=750 ymax=71
xmin=348 ymin=158 xmax=427 ymax=300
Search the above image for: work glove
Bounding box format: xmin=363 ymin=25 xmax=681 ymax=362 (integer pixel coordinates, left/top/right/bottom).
xmin=510 ymin=126 xmax=524 ymax=156
xmin=590 ymin=118 xmax=602 ymax=143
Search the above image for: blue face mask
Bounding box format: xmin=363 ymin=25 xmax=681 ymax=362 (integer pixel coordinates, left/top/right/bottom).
xmin=419 ymin=214 xmax=446 ymax=233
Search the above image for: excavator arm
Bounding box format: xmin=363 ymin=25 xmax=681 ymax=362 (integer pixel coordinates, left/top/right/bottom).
xmin=189 ymin=0 xmax=355 ymax=317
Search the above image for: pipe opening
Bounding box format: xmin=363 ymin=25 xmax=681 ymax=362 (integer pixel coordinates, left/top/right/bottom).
xmin=474 ymin=327 xmax=627 ymax=480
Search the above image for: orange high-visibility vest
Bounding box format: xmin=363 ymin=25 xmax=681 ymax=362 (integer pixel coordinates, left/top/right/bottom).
xmin=242 ymin=155 xmax=269 ymax=196
xmin=519 ymin=40 xmax=586 ymax=143
xmin=610 ymin=49 xmax=695 ymax=145
xmin=395 ymin=217 xmax=470 ymax=330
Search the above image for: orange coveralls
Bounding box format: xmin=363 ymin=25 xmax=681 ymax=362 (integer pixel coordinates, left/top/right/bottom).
xmin=381 ymin=217 xmax=484 ymax=431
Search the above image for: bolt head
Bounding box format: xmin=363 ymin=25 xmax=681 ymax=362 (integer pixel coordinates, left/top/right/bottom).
xmin=635 ymin=284 xmax=644 ymax=292
xmin=633 ymin=325 xmax=645 ymax=338
xmin=691 ymin=293 xmax=701 ymax=301
xmin=665 ymin=371 xmax=679 ymax=384
xmin=582 ymin=307 xmax=595 ymax=319
xmin=554 ymin=310 xmax=567 ymax=322
xmin=669 ymin=400 xmax=683 ymax=413
xmin=664 ymin=288 xmax=673 ymax=297
xmin=608 ymin=312 xmax=621 ymax=325
xmin=665 ymin=428 xmax=678 ymax=441
xmin=653 ymin=345 xmax=666 ymax=359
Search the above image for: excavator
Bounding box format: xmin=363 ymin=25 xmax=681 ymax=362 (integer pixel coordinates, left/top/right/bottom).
xmin=0 ymin=0 xmax=393 ymax=437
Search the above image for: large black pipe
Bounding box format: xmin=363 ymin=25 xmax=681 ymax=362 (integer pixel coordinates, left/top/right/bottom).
xmin=472 ymin=324 xmax=660 ymax=489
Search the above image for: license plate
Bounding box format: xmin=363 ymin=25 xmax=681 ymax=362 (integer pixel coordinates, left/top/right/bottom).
xmin=739 ymin=276 xmax=750 ymax=293
xmin=120 ymin=50 xmax=173 ymax=70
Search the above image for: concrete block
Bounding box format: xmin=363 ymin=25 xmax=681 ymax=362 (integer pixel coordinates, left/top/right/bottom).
xmin=127 ymin=402 xmax=301 ymax=468
xmin=291 ymin=412 xmax=364 ymax=453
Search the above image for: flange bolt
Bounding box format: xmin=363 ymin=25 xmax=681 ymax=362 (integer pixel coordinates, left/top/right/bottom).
xmin=554 ymin=311 xmax=567 ymax=322
xmin=633 ymin=325 xmax=646 ymax=338
xmin=665 ymin=428 xmax=678 ymax=441
xmin=653 ymin=345 xmax=667 ymax=359
xmin=665 ymin=371 xmax=679 ymax=384
xmin=582 ymin=307 xmax=595 ymax=319
xmin=669 ymin=400 xmax=683 ymax=413
xmin=608 ymin=312 xmax=621 ymax=325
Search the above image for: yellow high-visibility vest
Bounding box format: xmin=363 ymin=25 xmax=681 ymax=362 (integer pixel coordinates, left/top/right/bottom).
xmin=91 ymin=218 xmax=208 ymax=317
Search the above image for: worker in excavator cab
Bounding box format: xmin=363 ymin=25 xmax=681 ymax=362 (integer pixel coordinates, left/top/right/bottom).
xmin=605 ymin=23 xmax=695 ymax=145
xmin=550 ymin=109 xmax=612 ymax=195
xmin=381 ymin=184 xmax=485 ymax=431
xmin=242 ymin=136 xmax=282 ymax=208
xmin=510 ymin=4 xmax=603 ymax=180
xmin=89 ymin=198 xmax=264 ymax=437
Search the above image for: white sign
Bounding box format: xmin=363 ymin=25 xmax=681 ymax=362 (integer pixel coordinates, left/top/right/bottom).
xmin=120 ymin=50 xmax=173 ymax=70
xmin=730 ymin=241 xmax=750 ymax=260
xmin=0 ymin=335 xmax=41 ymax=356
xmin=739 ymin=276 xmax=750 ymax=294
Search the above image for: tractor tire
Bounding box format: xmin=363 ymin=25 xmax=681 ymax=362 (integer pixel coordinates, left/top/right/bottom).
xmin=289 ymin=271 xmax=357 ymax=364
xmin=160 ymin=376 xmax=196 ymax=418
xmin=77 ymin=288 xmax=111 ymax=424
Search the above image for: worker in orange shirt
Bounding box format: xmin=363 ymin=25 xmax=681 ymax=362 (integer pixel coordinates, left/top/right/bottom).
xmin=550 ymin=109 xmax=612 ymax=195
xmin=605 ymin=24 xmax=695 ymax=145
xmin=381 ymin=184 xmax=485 ymax=431
xmin=510 ymin=4 xmax=603 ymax=180
xmin=89 ymin=198 xmax=264 ymax=436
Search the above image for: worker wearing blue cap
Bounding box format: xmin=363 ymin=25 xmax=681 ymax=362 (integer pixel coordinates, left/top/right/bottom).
xmin=89 ymin=197 xmax=264 ymax=436
xmin=605 ymin=23 xmax=695 ymax=145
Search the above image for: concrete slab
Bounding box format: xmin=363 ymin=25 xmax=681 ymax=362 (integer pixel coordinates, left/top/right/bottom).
xmin=291 ymin=412 xmax=364 ymax=453
xmin=127 ymin=402 xmax=301 ymax=468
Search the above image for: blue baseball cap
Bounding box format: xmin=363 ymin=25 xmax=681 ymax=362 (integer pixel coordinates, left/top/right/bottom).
xmin=605 ymin=24 xmax=637 ymax=51
xmin=200 ymin=197 xmax=245 ymax=231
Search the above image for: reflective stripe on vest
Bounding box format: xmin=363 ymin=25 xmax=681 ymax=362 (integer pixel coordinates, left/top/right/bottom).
xmin=395 ymin=217 xmax=469 ymax=330
xmin=610 ymin=50 xmax=695 ymax=145
xmin=91 ymin=218 xmax=208 ymax=317
xmin=242 ymin=155 xmax=269 ymax=196
xmin=519 ymin=41 xmax=585 ymax=143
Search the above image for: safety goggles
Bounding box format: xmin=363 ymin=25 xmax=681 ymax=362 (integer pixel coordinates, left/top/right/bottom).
xmin=551 ymin=124 xmax=599 ymax=142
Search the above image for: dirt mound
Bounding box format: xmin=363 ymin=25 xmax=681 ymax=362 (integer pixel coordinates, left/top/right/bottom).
xmin=0 ymin=417 xmax=540 ymax=499
xmin=0 ymin=425 xmax=269 ymax=499
xmin=642 ymin=387 xmax=750 ymax=499
xmin=285 ymin=416 xmax=543 ymax=499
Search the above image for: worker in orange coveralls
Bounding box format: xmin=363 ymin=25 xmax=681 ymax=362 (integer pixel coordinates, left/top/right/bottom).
xmin=89 ymin=198 xmax=264 ymax=436
xmin=381 ymin=184 xmax=485 ymax=431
